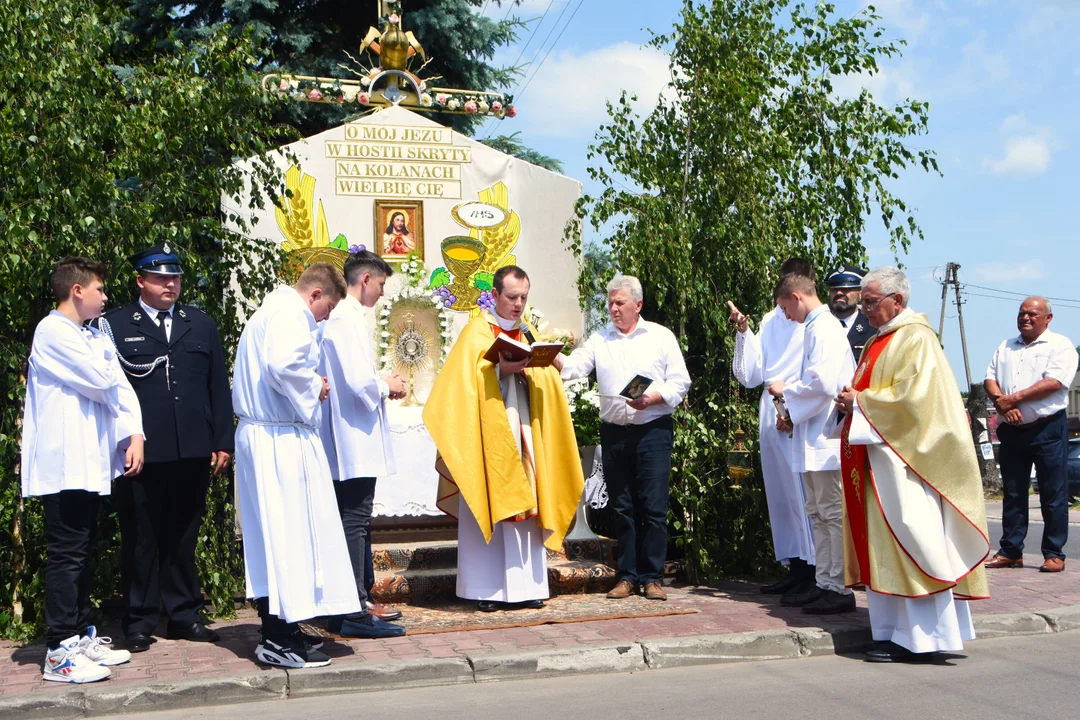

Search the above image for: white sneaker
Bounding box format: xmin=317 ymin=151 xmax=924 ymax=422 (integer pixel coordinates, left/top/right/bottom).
xmin=78 ymin=625 xmax=132 ymax=666
xmin=43 ymin=635 xmax=111 ymax=683
xmin=255 ymin=637 xmax=331 ymax=669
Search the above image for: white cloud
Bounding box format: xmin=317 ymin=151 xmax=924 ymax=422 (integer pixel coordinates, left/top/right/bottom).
xmin=861 ymin=0 xmax=930 ymax=41
xmin=971 ymin=261 xmax=1047 ymax=283
xmin=832 ymin=61 xmax=918 ymax=105
xmin=949 ymin=34 xmax=1011 ymax=92
xmin=1000 ymin=113 xmax=1028 ymax=131
xmin=515 ymin=42 xmax=671 ymax=139
xmin=982 ymin=125 xmax=1055 ymax=176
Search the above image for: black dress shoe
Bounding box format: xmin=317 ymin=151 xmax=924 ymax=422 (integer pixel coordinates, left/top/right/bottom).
xmin=780 ymin=583 xmax=824 ymax=607
xmin=760 ymin=574 xmax=802 ymax=595
xmin=166 ymin=621 xmax=220 ymax=642
xmin=126 ymin=632 xmax=152 ymax=653
xmin=864 ymin=641 xmax=926 ymax=663
xmin=802 ymin=589 xmax=857 ymax=615
xmin=515 ymin=599 xmax=545 ymax=610
xmin=478 ymin=600 xmax=504 ymax=612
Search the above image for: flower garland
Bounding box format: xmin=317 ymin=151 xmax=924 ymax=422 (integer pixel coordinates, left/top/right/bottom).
xmin=374 ymin=254 xmax=455 ymax=371
xmin=269 ymin=75 xmax=517 ymax=118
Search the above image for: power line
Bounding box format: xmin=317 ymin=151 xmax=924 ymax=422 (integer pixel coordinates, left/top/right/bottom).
xmin=514 ymin=0 xmax=584 ymax=104
xmin=960 ymin=282 xmax=1080 ymax=305
xmin=475 ymin=0 xmax=558 ymax=140
xmin=962 ymin=291 xmax=1080 ymax=311
xmin=481 ymin=0 xmax=582 ymax=140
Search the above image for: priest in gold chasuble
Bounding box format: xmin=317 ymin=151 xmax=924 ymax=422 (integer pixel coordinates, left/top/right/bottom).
xmin=835 ymin=267 xmax=990 ymax=663
xmin=423 ymin=266 xmax=583 ymax=611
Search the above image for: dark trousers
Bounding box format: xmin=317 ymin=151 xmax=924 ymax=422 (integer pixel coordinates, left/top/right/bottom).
xmin=255 ymin=597 xmax=297 ymax=641
xmin=998 ymin=410 xmax=1069 ymax=560
xmin=334 ymin=477 xmax=377 ymax=608
xmin=115 ymin=458 xmax=211 ymax=635
xmin=43 ymin=490 xmax=100 ymax=649
xmin=600 ymin=416 xmax=674 ymax=585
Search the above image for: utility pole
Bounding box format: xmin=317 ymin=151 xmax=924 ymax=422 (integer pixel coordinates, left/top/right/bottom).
xmin=938 ymin=265 xmax=950 ymax=341
xmin=943 ymin=262 xmax=1001 ymax=492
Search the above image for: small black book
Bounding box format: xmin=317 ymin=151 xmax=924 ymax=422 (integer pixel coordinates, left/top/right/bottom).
xmin=619 ymin=374 xmax=654 ymax=400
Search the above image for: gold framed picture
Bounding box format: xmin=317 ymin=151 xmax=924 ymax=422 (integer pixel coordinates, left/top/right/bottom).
xmin=374 ymin=200 xmax=424 ymax=262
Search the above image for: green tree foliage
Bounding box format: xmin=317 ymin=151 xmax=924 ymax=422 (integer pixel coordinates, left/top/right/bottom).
xmin=0 ymin=0 xmax=288 ymax=639
xmin=125 ymin=0 xmax=526 ymax=138
xmin=572 ymin=0 xmax=939 ymax=580
xmin=480 ymin=132 xmax=564 ymax=174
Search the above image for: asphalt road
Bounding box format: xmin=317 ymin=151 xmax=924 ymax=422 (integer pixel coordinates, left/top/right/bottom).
xmin=123 ymin=632 xmax=1079 ymax=720
xmin=986 ymin=517 xmax=1080 ymax=560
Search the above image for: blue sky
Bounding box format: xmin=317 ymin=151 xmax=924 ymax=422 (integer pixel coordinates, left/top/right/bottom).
xmin=476 ymin=0 xmax=1080 ymax=386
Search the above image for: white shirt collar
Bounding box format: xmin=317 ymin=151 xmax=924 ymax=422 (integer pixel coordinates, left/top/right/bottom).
xmin=139 ymin=297 xmax=174 ymax=318
xmin=879 ymin=307 xmax=914 ymax=333
xmin=1013 ymin=330 xmax=1051 ymax=347
xmin=492 ymin=311 xmax=519 ymax=331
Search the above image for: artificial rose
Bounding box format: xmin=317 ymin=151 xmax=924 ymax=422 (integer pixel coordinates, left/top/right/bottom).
xmin=447 ymin=98 xmax=460 ymax=110
xmin=358 ymin=92 xmax=370 ymax=105
xmin=388 ymin=13 xmax=399 ymax=24
xmin=278 ymin=79 xmax=290 ymax=91
xmin=491 ymin=101 xmax=502 ymax=112
xmin=435 ymin=93 xmax=449 ymax=105
xmin=464 ymin=100 xmax=478 ymax=114
xmin=506 ymin=105 xmax=517 ymax=118
xmin=360 ymin=76 xmax=371 ymax=87
xmin=420 ymin=93 xmax=433 ymax=107
xmin=477 ymin=100 xmax=489 ymax=113
xmin=343 ymin=89 xmax=357 ymax=103
xmin=307 ymin=88 xmax=323 ymax=101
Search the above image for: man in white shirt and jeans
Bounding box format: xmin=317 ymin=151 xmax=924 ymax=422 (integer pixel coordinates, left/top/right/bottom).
xmin=984 ymin=296 xmax=1078 ymax=573
xmin=556 ymin=275 xmax=691 ymax=601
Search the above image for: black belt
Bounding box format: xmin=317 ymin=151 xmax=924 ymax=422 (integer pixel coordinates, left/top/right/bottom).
xmin=1011 ymin=409 xmax=1066 ymax=431
xmin=601 ymin=415 xmax=674 ymax=432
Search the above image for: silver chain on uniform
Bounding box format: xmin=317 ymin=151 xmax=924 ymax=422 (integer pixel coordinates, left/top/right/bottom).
xmin=98 ymin=316 xmax=171 ymax=388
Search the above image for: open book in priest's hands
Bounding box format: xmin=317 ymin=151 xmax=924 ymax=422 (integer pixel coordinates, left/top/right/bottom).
xmin=482 ymin=333 xmax=566 ymax=368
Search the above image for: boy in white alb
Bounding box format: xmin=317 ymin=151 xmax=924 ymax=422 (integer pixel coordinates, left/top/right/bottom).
xmin=769 ymin=272 xmax=856 ymax=615
xmin=22 ymin=257 xmax=144 ymax=683
xmin=319 ymin=250 xmax=407 ymax=638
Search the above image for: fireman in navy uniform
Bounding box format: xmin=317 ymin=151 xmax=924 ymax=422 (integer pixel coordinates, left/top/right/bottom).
xmin=826 ymin=264 xmax=876 ymax=361
xmin=93 ymin=244 xmax=233 ymax=653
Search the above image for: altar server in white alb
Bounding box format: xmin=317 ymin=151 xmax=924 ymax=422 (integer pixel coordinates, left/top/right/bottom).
xmin=728 ymin=258 xmax=816 ymax=599
xmin=319 ymin=250 xmax=407 ymax=639
xmin=769 ymin=272 xmax=856 ymax=615
xmin=22 ymin=257 xmax=143 ymax=683
xmin=233 ymin=263 xmax=361 ymax=668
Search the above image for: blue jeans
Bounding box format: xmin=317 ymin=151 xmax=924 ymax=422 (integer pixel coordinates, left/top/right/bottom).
xmin=997 ymin=410 xmax=1069 ymax=560
xmin=601 ymin=416 xmax=674 ymax=584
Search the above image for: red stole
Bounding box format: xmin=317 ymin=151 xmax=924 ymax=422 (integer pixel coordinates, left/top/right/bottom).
xmin=840 ymin=331 xmax=895 ymax=586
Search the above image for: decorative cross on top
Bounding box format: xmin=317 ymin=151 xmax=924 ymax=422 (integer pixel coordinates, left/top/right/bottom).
xmin=264 ymin=0 xmax=517 ymax=120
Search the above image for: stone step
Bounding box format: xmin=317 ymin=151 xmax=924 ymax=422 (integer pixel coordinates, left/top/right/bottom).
xmin=370 ymin=555 xmax=618 ymax=606
xmin=372 ymin=537 xmax=616 ymax=573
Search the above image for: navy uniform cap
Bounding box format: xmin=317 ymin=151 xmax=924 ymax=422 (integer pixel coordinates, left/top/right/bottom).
xmin=826 ymin=264 xmax=866 ymax=289
xmin=128 ymin=243 xmax=183 ymax=276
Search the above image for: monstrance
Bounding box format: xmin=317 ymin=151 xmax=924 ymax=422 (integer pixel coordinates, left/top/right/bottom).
xmin=392 ymin=310 xmax=433 ymax=406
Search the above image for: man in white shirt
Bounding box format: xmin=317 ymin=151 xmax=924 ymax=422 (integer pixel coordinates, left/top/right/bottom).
xmin=728 ymin=258 xmax=816 ymax=598
xmin=984 ymin=296 xmax=1078 ymax=573
xmin=768 ymin=272 xmax=856 ymax=614
xmin=320 ymin=251 xmax=407 ymax=638
xmin=556 ymin=275 xmax=691 ymax=601
xmin=22 ymin=257 xmax=144 ymax=683
xmin=233 ymin=263 xmax=361 ymax=668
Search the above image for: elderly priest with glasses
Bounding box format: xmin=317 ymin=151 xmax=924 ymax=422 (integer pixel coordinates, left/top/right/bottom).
xmin=834 ymin=266 xmax=991 ymax=663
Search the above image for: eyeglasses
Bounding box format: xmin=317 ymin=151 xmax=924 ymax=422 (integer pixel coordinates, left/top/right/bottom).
xmin=859 ymin=294 xmax=895 ymax=311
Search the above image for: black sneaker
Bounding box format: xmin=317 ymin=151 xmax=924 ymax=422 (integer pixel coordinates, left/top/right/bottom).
xmin=255 ymin=636 xmax=332 ymax=668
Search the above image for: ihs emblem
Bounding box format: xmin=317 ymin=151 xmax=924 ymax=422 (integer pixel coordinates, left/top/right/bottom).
xmin=132 ymin=311 xmax=142 ymax=321
xmin=855 ymin=323 xmax=864 ymax=332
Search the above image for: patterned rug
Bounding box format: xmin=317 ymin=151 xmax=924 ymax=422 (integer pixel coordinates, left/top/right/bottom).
xmin=300 ymin=593 xmax=697 ymax=637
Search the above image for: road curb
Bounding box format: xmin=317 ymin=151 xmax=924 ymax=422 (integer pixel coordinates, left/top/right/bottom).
xmin=2 ymin=605 xmax=1078 ymax=717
